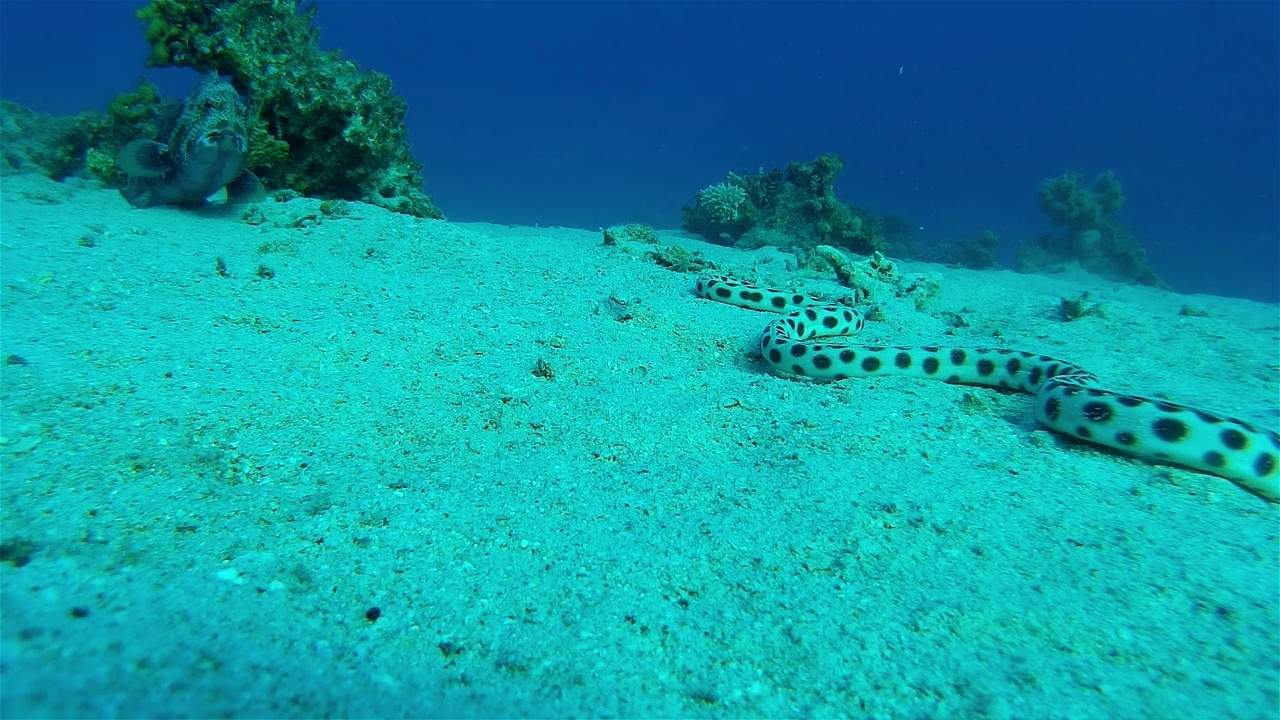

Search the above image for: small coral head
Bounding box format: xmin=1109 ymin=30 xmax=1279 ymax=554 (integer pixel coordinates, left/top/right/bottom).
xmin=698 ymin=182 xmax=748 ymax=224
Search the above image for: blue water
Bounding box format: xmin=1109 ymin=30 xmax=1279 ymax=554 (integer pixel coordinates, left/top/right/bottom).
xmin=1 ymin=1 xmax=1277 ymax=301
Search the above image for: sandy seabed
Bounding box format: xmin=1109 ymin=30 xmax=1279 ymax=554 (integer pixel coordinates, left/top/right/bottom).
xmin=1 ymin=174 xmax=1277 ymax=718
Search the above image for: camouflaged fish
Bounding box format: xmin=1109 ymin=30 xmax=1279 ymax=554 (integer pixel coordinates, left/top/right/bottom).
xmin=116 ymin=74 xmax=265 ymax=208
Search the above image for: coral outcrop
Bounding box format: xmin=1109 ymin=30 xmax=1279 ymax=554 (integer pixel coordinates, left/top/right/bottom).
xmin=3 ymin=1 xmax=442 ymax=219
xmin=133 ymin=0 xmax=441 ymax=218
xmin=1018 ymin=171 xmax=1160 ymax=286
xmin=682 ymin=154 xmax=885 ymax=255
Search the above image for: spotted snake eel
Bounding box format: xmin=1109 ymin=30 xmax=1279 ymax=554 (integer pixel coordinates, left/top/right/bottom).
xmin=695 ymin=275 xmax=1279 ymax=502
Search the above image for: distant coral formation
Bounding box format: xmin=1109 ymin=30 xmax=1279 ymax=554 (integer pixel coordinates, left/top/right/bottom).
xmin=0 ymin=101 xmax=95 ymax=180
xmin=903 ymin=230 xmax=1001 ymax=270
xmin=682 ymin=154 xmax=886 ymax=256
xmin=133 ymin=0 xmax=442 ymax=218
xmin=1 ymin=81 xmax=170 ymax=185
xmin=696 ymin=182 xmax=749 ymax=225
xmin=1018 ymin=171 xmax=1160 ymax=286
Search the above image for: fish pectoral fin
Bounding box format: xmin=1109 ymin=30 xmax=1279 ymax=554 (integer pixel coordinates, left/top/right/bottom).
xmin=115 ymin=140 xmax=171 ymax=178
xmin=119 ymin=180 xmax=155 ymax=208
xmin=226 ymin=170 xmax=266 ymax=204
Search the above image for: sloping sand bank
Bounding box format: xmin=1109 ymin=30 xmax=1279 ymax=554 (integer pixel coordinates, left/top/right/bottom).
xmin=2 ymin=175 xmax=1276 ymax=717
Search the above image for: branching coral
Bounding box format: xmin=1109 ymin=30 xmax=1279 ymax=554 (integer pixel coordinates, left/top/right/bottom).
xmin=697 ymin=182 xmax=748 ymax=224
